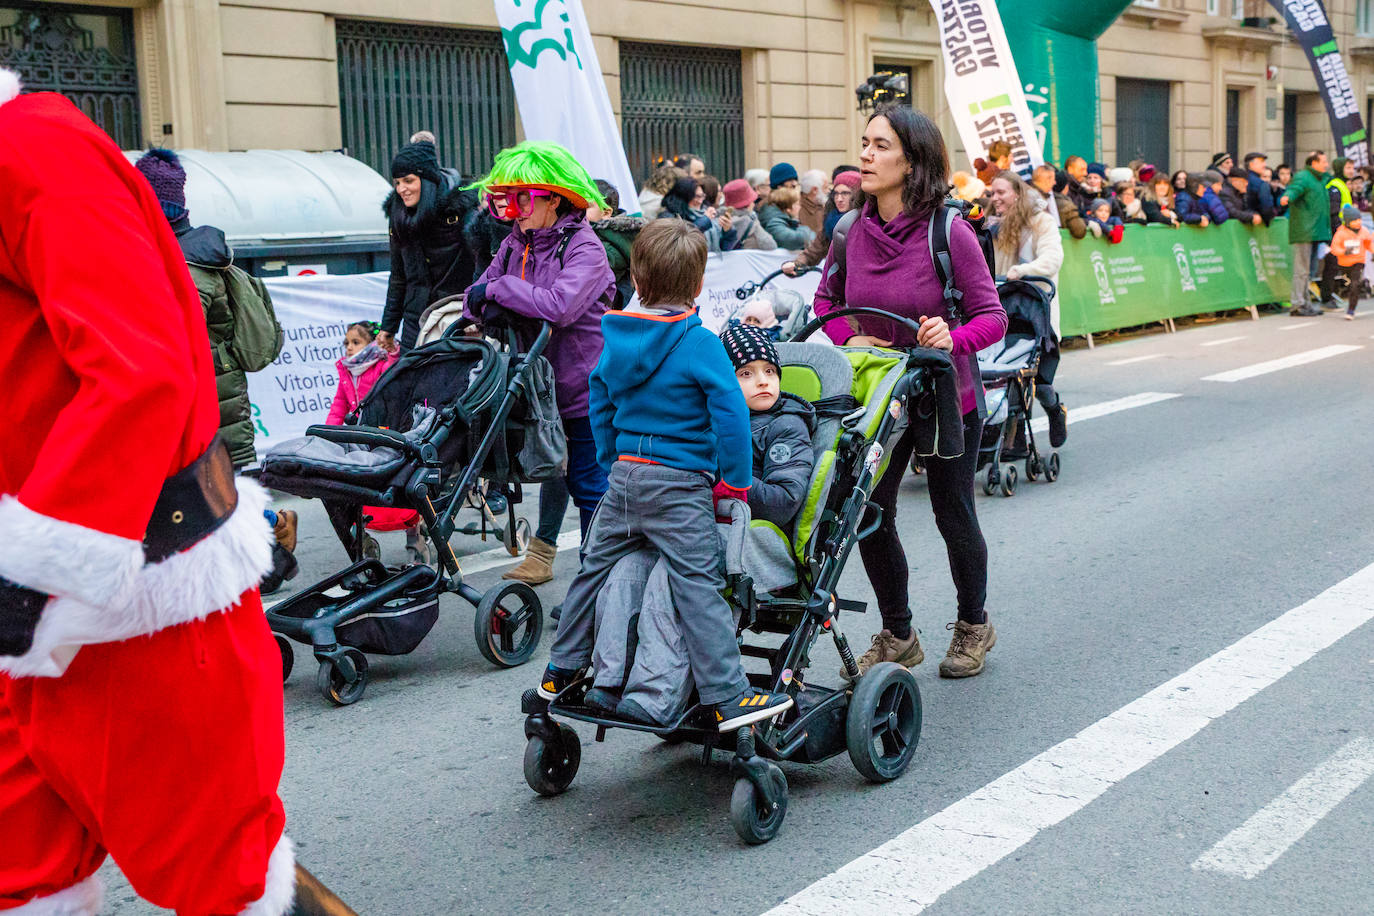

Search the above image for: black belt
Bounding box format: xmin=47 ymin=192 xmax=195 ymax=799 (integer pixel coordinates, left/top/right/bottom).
xmin=142 ymin=436 xmax=239 ymax=564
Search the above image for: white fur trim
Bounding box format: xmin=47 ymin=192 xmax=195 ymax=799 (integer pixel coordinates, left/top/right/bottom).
xmin=240 ymin=834 xmax=297 ymax=916
xmin=0 ymin=68 xmax=19 ymax=107
xmin=0 ymin=480 xmax=274 ymax=678
xmin=0 ymin=496 xmax=143 ymax=610
xmin=10 ymin=875 xmax=103 ymax=915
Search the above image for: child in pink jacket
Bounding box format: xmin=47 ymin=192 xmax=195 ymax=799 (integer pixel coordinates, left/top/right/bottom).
xmin=326 ymin=321 xmax=395 ymax=425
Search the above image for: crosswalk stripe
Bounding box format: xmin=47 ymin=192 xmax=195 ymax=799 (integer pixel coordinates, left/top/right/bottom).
xmin=1105 ymin=354 xmax=1162 ymax=366
xmin=765 ymin=561 xmax=1374 ymax=916
xmin=1029 ymin=392 xmax=1180 ymax=434
xmin=1201 ymin=336 xmax=1247 ymax=347
xmin=1192 ymin=737 xmax=1374 ymax=879
xmin=1201 ymin=345 xmax=1363 ymax=383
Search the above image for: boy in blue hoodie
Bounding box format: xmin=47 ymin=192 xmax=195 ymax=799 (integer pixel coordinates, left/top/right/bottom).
xmin=536 ymin=220 xmax=794 ymax=732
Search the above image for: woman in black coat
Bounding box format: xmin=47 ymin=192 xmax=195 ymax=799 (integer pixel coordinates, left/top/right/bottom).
xmin=377 ymin=140 xmax=482 ymax=351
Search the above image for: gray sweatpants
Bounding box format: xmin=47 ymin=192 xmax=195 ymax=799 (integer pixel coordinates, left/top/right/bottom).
xmin=548 ymin=461 xmax=748 ymax=704
xmin=1291 ymin=242 xmax=1314 ymax=308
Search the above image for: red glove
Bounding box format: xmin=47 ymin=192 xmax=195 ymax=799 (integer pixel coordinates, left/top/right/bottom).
xmin=712 ymin=481 xmax=748 ymax=523
xmin=1109 ymin=223 xmax=1125 ymax=245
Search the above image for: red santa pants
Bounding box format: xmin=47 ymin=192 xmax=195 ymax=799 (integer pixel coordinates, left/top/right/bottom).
xmin=0 ymin=593 xmax=288 ymax=914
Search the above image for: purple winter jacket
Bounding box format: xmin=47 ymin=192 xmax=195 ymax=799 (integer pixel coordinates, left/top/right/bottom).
xmin=469 ymin=211 xmax=615 ymax=418
xmin=813 ymin=200 xmax=1007 ymax=415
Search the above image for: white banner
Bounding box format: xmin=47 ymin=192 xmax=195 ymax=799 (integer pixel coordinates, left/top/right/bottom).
xmin=929 ymin=0 xmax=1044 ymax=180
xmin=248 ymin=251 xmax=821 ymax=455
xmin=493 ymin=0 xmax=640 ymax=214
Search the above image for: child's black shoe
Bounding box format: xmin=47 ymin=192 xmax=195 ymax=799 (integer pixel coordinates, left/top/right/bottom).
xmin=713 ymin=688 xmax=794 ymax=732
xmin=537 ymin=664 xmax=581 ymax=700
xmin=583 ymin=686 xmax=621 ymax=715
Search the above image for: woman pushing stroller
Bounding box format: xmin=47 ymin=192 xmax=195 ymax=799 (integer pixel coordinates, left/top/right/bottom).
xmin=813 ymin=105 xmax=1008 ymax=680
xmin=462 ymin=142 xmax=618 ymax=565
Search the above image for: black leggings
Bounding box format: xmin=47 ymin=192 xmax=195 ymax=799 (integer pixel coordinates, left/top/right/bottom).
xmin=859 ymin=411 xmax=988 ymax=635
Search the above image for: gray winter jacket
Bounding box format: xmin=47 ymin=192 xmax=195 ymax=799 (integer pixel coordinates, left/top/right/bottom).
xmin=749 ymin=392 xmax=816 ymax=527
xmin=758 ymin=203 xmax=815 ymax=250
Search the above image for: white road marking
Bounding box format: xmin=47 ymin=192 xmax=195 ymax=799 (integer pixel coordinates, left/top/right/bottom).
xmin=1277 ymin=322 xmax=1318 ymax=331
xmin=1029 ymin=392 xmax=1180 ymax=434
xmin=1202 ymin=345 xmax=1363 ymax=383
xmin=1106 ymin=354 xmax=1163 ymax=366
xmin=766 ymin=562 xmax=1374 ymax=916
xmin=1192 ymin=737 xmax=1374 ymax=880
xmin=1201 ymin=336 xmax=1247 ymax=347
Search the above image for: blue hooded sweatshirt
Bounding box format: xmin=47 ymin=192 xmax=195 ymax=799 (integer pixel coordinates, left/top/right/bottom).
xmin=588 ymin=308 xmax=752 ymax=490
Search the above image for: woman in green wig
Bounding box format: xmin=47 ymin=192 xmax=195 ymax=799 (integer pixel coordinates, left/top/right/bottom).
xmin=464 ymin=141 xmax=617 ymax=581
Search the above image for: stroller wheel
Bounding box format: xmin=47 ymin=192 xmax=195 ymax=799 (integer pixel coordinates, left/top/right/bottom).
xmin=504 ymin=516 xmax=532 ymax=557
xmin=317 ymin=649 xmax=369 ymax=706
xmin=729 ymin=764 xmax=788 ymax=844
xmin=1044 ymin=452 xmax=1060 ymax=483
xmin=846 ymin=662 xmax=922 ymax=782
xmin=1000 ymin=465 xmax=1018 ymax=497
xmin=524 ymin=724 xmax=581 ymax=796
xmin=982 ymin=468 xmax=998 ymax=497
xmin=474 ymin=581 xmax=544 ymax=667
xmin=1025 ymin=456 xmax=1040 ymax=482
xmin=275 ymin=633 xmax=294 ymax=683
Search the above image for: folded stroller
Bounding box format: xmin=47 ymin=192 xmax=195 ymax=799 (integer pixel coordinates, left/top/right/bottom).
xmin=259 ymin=318 xmax=556 ymax=706
xmin=977 ymin=275 xmax=1060 ymax=497
xmin=522 ymin=306 xmax=956 ymax=845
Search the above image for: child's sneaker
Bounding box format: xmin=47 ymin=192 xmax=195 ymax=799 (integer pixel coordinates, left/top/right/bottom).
xmin=536 ymin=664 xmax=581 ymax=700
xmin=713 ymin=688 xmax=794 ymax=732
xmin=1345 ymin=310 xmax=1356 ymax=320
xmin=583 ymin=686 xmax=621 ymax=715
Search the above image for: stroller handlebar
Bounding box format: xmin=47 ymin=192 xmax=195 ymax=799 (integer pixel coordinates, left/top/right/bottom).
xmin=306 ymin=424 xmax=416 ymax=452
xmin=996 ymin=274 xmax=1057 ymax=301
xmin=735 ymin=264 xmax=819 ymax=300
xmin=788 ymin=306 xmax=920 ymax=344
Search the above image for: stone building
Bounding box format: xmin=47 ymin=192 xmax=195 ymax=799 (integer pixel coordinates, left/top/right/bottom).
xmin=4 ymin=0 xmax=1374 ymax=180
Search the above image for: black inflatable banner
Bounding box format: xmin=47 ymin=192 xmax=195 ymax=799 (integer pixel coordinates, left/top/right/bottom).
xmin=1268 ymin=0 xmax=1369 ymax=166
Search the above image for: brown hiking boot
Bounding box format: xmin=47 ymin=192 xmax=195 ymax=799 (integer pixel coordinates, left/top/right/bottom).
xmin=938 ymin=619 xmax=996 ymax=678
xmin=841 ymin=628 xmax=923 ymax=682
xmin=273 ymin=509 xmax=298 ymax=553
xmin=503 ymin=536 xmax=557 ymax=585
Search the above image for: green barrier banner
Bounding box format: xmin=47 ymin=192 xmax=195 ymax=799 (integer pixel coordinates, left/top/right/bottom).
xmin=1058 ymin=219 xmax=1292 ymax=337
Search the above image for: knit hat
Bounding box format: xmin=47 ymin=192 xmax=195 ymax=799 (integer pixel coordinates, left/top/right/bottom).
xmin=738 ymin=298 xmax=780 ymax=330
xmin=134 ymin=148 xmax=188 ymax=222
xmin=1210 ymin=151 xmax=1234 ymax=171
xmin=769 ymin=162 xmax=799 ymax=187
xmin=722 ymin=178 xmax=758 ymax=209
xmin=1087 ymin=162 xmax=1107 ymax=179
xmin=833 ymin=170 xmax=862 ymax=190
xmin=1090 ymin=197 xmax=1111 ymax=211
xmin=1343 ymin=204 xmax=1361 ymax=224
xmin=720 ymin=322 xmax=779 ymax=371
xmin=1227 ymin=166 xmax=1249 ymax=180
xmin=1138 ymin=163 xmax=1157 ymax=183
xmin=832 ymin=164 xmax=859 ymax=180
xmin=1107 ymin=167 xmax=1134 ymax=185
xmin=390 ymin=140 xmax=443 ymax=186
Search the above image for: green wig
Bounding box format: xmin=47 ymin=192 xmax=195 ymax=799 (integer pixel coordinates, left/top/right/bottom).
xmin=466 ymin=140 xmax=608 ymax=211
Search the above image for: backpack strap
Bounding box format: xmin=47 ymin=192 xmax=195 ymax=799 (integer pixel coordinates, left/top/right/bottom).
xmin=825 ymin=209 xmax=860 ymax=307
xmin=926 ymin=202 xmax=987 ymax=421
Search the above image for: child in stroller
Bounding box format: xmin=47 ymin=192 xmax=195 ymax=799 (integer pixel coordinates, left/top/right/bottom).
xmin=977 ymin=274 xmax=1061 ymax=496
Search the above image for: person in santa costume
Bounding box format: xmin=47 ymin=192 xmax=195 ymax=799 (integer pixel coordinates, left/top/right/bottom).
xmin=0 ymin=69 xmax=355 ymax=915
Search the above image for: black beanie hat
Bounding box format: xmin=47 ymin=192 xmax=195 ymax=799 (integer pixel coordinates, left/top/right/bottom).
xmin=720 ymin=322 xmax=780 ymax=371
xmin=390 ymin=140 xmax=443 ymax=185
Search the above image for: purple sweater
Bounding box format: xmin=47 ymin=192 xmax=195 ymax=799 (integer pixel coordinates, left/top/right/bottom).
xmin=813 ymin=200 xmax=1007 ymax=415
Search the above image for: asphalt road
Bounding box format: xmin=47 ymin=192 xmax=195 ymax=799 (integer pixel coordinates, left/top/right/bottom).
xmin=102 ymin=307 xmax=1374 ymax=914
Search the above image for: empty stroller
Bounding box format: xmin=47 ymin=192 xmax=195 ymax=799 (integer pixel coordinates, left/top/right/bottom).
xmin=259 ymin=318 xmax=555 ymax=705
xmin=521 ymin=307 xmax=955 ymax=844
xmin=976 ymin=275 xmax=1059 ymax=497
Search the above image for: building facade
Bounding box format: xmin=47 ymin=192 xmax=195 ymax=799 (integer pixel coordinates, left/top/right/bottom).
xmin=5 ymin=0 xmax=1374 ymax=180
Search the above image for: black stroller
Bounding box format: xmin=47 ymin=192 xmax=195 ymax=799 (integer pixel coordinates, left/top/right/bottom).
xmin=976 ymin=275 xmax=1059 ymax=497
xmin=259 ymin=317 xmax=552 ymax=705
xmin=521 ymin=308 xmax=952 ymax=844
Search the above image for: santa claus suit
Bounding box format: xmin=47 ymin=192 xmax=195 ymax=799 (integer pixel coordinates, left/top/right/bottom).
xmin=0 ymin=75 xmax=296 ymax=914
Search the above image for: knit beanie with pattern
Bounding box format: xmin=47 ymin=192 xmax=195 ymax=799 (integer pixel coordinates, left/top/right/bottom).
xmin=720 ymin=322 xmax=780 ymax=371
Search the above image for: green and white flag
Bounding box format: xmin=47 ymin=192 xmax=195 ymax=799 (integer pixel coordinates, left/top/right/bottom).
xmin=929 ymin=0 xmax=1043 ymax=179
xmin=494 ymin=0 xmax=639 ymax=213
